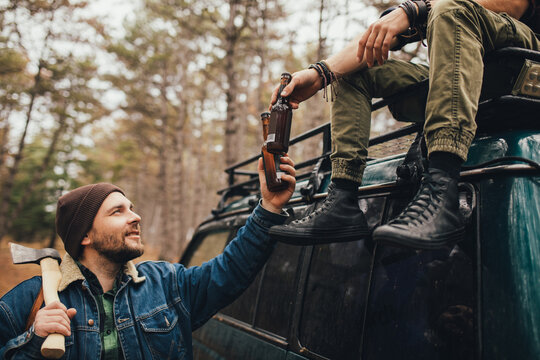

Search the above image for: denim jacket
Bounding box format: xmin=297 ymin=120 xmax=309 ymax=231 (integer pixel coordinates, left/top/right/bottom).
xmin=0 ymin=204 xmax=286 ymax=359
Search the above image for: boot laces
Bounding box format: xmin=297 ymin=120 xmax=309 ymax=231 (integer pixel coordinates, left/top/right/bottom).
xmin=293 ymin=187 xmax=336 ymax=224
xmin=390 ymin=173 xmax=445 ymax=226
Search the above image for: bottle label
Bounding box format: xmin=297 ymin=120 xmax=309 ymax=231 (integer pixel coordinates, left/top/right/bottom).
xmin=267 ymin=133 xmax=275 ymax=142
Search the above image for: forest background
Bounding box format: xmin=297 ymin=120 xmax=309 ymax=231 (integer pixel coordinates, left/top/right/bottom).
xmin=0 ymin=0 xmax=427 ymax=275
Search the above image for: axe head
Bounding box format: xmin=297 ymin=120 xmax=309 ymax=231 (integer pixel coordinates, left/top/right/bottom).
xmin=10 ymin=242 xmax=61 ymax=265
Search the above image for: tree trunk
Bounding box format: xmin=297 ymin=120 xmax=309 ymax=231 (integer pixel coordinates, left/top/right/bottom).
xmin=157 ymin=78 xmax=172 ymax=261
xmin=170 ymin=95 xmax=188 ymax=261
xmin=302 ymin=0 xmax=328 ymax=160
xmin=0 ymin=122 xmax=10 ymax=178
xmin=256 ymin=0 xmax=268 ymax=114
xmin=317 ymin=0 xmax=327 ymax=61
xmin=224 ymin=0 xmax=240 ymax=167
xmin=0 ymin=105 xmax=14 ymax=173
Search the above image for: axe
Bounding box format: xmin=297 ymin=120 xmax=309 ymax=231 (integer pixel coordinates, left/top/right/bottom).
xmin=10 ymin=242 xmax=65 ymax=359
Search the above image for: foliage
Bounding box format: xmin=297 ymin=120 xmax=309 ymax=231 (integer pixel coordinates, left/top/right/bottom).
xmin=0 ymin=0 xmax=423 ymax=257
xmin=0 ymin=0 xmax=108 ymax=244
xmin=8 ymin=140 xmax=59 ymax=242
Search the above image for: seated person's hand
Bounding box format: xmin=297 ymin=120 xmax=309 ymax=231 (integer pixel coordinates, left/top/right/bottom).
xmin=269 ymin=69 xmax=322 ymax=110
xmin=357 ymin=6 xmax=412 ymax=67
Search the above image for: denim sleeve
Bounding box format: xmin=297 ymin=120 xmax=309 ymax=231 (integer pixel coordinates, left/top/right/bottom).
xmin=180 ymin=203 xmax=288 ymax=330
xmin=0 ymin=277 xmax=45 ymax=359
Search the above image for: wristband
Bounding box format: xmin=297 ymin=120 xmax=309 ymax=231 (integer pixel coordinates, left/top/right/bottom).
xmin=308 ymin=61 xmax=338 ymax=102
xmin=399 ymin=1 xmax=417 ymax=27
xmin=394 ymin=0 xmax=431 ymax=49
xmin=413 ymin=0 xmax=431 ymax=25
xmin=399 ymin=0 xmax=431 ymax=27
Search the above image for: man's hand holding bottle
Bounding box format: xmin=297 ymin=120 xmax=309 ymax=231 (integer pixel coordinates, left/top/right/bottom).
xmin=259 ymin=156 xmax=296 ymax=214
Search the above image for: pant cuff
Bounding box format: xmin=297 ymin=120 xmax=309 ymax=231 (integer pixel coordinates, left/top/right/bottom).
xmin=426 ymin=128 xmax=474 ymax=162
xmin=331 ymin=158 xmax=365 ymax=183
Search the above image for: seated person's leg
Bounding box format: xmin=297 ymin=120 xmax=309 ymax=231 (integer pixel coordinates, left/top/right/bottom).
xmin=269 ymin=60 xmax=428 ymax=244
xmin=373 ymin=0 xmax=540 ymax=249
xmin=331 ymin=59 xmax=429 ymax=185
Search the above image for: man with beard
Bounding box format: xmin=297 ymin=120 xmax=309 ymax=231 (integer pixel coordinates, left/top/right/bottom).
xmin=0 ymin=157 xmax=296 ymax=359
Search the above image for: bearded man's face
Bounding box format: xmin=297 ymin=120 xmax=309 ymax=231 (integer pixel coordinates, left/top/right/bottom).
xmin=86 ymin=192 xmax=144 ymax=263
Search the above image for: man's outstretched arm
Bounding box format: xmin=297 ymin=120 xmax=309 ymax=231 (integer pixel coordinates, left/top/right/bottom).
xmin=182 ymin=157 xmax=296 ymax=329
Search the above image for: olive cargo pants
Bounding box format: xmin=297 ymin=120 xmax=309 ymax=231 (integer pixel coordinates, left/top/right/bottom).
xmin=331 ymin=0 xmax=540 ymax=184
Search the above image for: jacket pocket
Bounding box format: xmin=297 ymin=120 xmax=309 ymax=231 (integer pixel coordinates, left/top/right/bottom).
xmin=139 ymin=306 xmax=184 ymax=359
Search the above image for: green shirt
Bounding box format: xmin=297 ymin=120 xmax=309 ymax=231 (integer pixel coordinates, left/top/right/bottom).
xmin=76 ymin=262 xmax=122 ymax=360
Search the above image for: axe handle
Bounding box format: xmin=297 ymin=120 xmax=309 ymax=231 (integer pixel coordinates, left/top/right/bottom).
xmin=39 ymin=257 xmax=65 ymax=359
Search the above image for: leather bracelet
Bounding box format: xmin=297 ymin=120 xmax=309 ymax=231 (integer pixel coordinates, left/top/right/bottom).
xmin=400 ymin=0 xmax=431 ymax=27
xmin=399 ymin=0 xmax=417 ymax=27
xmin=318 ymin=61 xmax=338 ymax=102
xmin=307 ymin=61 xmax=338 ymax=101
xmin=318 ymin=61 xmax=336 ymax=84
xmin=413 ymin=0 xmax=427 ymax=24
xmin=413 ymin=0 xmax=431 ymax=25
xmin=308 ymin=63 xmax=324 ymax=86
xmin=308 ymin=63 xmax=328 ymax=92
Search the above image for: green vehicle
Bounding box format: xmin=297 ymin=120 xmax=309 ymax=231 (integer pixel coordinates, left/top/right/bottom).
xmin=180 ymin=47 xmax=540 ymax=360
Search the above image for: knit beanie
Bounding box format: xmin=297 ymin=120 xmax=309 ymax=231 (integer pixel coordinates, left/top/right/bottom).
xmin=56 ymin=183 xmax=124 ymax=259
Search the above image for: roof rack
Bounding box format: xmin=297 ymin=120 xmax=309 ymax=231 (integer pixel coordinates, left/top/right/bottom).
xmin=213 ymin=47 xmax=540 ymax=214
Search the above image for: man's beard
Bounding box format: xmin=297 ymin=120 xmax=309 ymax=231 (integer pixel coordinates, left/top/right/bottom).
xmin=90 ymin=230 xmax=144 ymax=264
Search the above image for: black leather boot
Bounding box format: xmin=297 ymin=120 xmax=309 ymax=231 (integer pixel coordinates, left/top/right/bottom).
xmin=372 ymin=169 xmax=465 ymax=249
xmin=269 ymin=183 xmax=369 ymax=245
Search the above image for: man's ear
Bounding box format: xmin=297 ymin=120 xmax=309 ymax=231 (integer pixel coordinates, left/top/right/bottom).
xmin=81 ymin=234 xmax=91 ymax=246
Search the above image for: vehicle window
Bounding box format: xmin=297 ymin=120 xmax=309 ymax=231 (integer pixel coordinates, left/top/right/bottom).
xmin=186 ymin=229 xmax=230 ymax=267
xmin=254 ymin=242 xmax=302 ymax=337
xmin=299 ymin=239 xmax=372 ymax=359
xmin=220 ymin=270 xmax=262 ymax=325
xmin=362 ymin=196 xmax=476 ymax=360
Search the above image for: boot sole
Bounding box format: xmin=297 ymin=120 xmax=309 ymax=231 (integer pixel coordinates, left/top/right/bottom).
xmin=269 ymin=226 xmax=370 ymax=246
xmin=372 ymin=227 xmax=465 ymax=250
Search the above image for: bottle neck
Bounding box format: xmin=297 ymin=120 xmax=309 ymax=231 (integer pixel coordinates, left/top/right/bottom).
xmin=277 ymin=97 xmax=288 ymax=104
xmin=261 ymin=120 xmax=269 ymax=140
xmin=276 ymin=95 xmax=288 ymax=105
xmin=276 ymin=81 xmax=289 ymax=104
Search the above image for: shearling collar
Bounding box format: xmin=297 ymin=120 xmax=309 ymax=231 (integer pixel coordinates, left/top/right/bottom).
xmin=58 ymin=253 xmax=146 ymax=292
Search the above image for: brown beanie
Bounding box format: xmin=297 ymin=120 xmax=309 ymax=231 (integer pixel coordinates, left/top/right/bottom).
xmin=56 ymin=183 xmax=124 ymax=259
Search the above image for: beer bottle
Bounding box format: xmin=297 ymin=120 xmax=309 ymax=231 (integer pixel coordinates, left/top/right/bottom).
xmin=261 ymin=112 xmax=288 ymax=192
xmin=266 ymin=73 xmax=293 ymax=154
